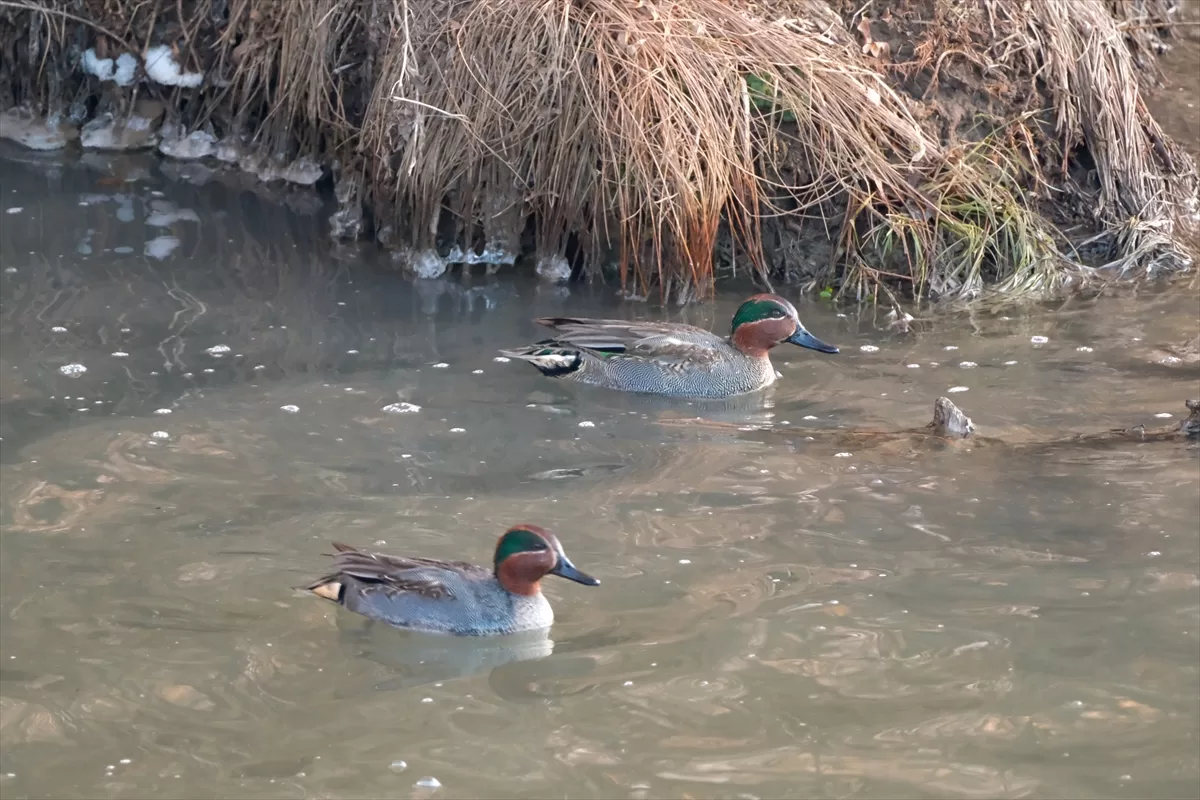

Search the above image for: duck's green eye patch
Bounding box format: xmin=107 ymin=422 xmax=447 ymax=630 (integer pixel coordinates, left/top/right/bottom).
xmin=731 ymin=299 xmax=787 ymax=333
xmin=495 ymin=528 xmax=549 ymax=566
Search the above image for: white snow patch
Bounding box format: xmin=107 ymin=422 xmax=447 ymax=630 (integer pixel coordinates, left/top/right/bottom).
xmin=143 ymin=45 xmax=203 ymax=88
xmin=82 ymin=50 xmax=139 ymax=86
xmin=114 ymin=53 xmax=139 ymax=86
xmin=82 ymin=49 xmax=115 ymax=81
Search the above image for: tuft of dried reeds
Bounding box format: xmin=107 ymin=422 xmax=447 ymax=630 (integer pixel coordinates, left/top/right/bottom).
xmin=1020 ymin=0 xmax=1199 ymax=276
xmin=873 ymin=0 xmax=1199 ymax=284
xmin=361 ymin=0 xmax=1077 ymax=301
xmin=1 ymin=0 xmax=1196 ymax=305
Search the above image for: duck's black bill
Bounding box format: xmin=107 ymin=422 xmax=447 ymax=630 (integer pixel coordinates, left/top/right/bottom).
xmin=786 ymin=328 xmax=839 ymax=354
xmin=551 ymin=556 xmax=601 ymax=586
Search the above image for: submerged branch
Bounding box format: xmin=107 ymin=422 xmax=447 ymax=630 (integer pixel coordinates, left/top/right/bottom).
xmin=659 ymin=397 xmax=1200 ymax=452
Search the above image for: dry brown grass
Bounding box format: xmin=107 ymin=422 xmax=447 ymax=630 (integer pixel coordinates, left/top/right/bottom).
xmin=360 ymin=0 xmax=1076 ymax=301
xmin=1020 ymin=0 xmax=1198 ymax=275
xmin=1 ymin=0 xmax=1196 ymax=305
xmin=881 ymin=0 xmax=1199 ymax=281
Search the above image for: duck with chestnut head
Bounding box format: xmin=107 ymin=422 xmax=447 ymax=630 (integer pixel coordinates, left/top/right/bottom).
xmin=306 ymin=525 xmax=599 ymax=636
xmin=499 ymin=293 xmax=838 ymax=398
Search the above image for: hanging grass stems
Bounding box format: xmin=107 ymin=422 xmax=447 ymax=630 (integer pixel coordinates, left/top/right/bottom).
xmin=0 ymin=0 xmax=1195 ymax=303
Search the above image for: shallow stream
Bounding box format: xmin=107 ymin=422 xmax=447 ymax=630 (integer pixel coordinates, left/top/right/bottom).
xmin=1 ymin=38 xmax=1198 ymax=800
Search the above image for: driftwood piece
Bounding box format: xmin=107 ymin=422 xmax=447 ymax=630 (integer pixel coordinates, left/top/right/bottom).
xmin=658 ymin=398 xmax=1200 ymax=453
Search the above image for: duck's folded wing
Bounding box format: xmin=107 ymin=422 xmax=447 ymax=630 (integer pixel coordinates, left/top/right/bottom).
xmin=535 ymin=318 xmax=724 ymax=364
xmin=311 ymin=543 xmax=488 ymax=600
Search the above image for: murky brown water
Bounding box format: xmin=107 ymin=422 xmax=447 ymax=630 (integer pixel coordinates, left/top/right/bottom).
xmin=2 ymin=45 xmax=1199 ymax=800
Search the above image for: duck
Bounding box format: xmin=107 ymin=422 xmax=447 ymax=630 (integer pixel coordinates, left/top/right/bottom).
xmin=498 ymin=293 xmax=838 ymax=398
xmin=305 ymin=524 xmax=600 ymax=636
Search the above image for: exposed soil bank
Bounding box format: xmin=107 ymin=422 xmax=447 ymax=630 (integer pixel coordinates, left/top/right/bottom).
xmin=1 ymin=0 xmax=1198 ymax=303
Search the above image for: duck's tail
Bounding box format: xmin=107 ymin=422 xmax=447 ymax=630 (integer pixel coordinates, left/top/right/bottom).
xmin=300 ymin=541 xmax=357 ymax=603
xmin=498 ymin=344 xmax=583 ymax=378
xmin=305 ymin=576 xmax=345 ymax=602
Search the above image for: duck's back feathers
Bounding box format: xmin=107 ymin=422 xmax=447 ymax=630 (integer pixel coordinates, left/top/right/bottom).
xmin=306 ymin=542 xmax=490 ymax=603
xmin=499 ymin=317 xmax=726 ymax=374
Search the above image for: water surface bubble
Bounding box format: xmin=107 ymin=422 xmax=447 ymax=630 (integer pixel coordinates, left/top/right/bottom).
xmin=205 ymin=344 xmax=231 ymax=356
xmin=432 ymin=362 xmax=449 ymax=369
xmin=51 ymin=326 xmax=68 ymax=333
xmin=111 ymin=351 xmax=129 ymax=358
xmin=1030 ymin=335 xmax=1049 ymax=344
xmin=151 ymin=431 xmax=169 ymax=439
xmin=859 ymin=344 xmax=879 ymax=353
xmin=493 ymin=356 xmax=511 ymax=363
xmin=578 ymin=421 xmax=595 ymax=428
xmin=58 ymin=363 xmax=87 ymax=377
xmin=947 ymin=386 xmax=969 ymax=393
xmin=279 ymin=405 xmax=300 ymax=413
xmin=959 ymin=361 xmax=977 ymax=368
xmin=154 ymin=408 xmax=172 ymax=415
xmin=388 ymin=760 xmax=408 ymax=774
xmin=414 ymin=777 xmax=441 ymax=789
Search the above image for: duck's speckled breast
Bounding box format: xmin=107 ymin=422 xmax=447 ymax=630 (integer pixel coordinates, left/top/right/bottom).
xmin=341 ymin=569 xmax=554 ymax=636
